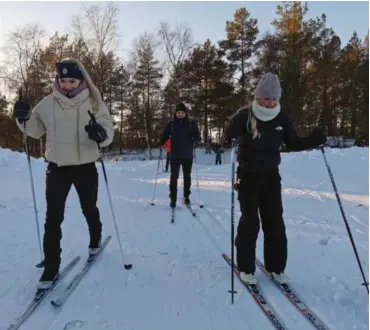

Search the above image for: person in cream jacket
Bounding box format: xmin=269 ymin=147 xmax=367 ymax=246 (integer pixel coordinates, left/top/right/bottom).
xmin=14 ymin=58 xmax=114 ymax=290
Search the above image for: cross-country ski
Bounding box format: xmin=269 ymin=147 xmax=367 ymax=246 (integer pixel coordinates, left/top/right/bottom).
xmin=5 ymin=257 xmax=80 ymax=330
xmin=222 ymin=253 xmax=287 ymax=330
xmin=50 ymin=236 xmax=112 ymax=308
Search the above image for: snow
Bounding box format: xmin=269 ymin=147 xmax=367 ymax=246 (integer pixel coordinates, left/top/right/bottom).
xmin=0 ymin=146 xmax=368 ymax=330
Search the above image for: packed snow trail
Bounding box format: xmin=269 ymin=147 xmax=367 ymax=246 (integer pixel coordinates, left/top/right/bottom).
xmin=0 ymin=147 xmax=368 ymax=330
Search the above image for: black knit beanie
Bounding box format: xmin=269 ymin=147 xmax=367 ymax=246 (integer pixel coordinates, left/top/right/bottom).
xmin=175 ymin=102 xmax=187 ymax=114
xmin=56 ymin=61 xmax=84 ymax=80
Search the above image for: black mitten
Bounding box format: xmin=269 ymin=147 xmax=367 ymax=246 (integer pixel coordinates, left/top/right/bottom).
xmin=14 ymin=101 xmax=31 ymax=123
xmin=85 ymin=120 xmax=107 ymax=144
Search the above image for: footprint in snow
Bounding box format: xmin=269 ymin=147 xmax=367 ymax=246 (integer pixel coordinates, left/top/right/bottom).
xmin=63 ymin=320 xmax=84 ymax=329
xmin=319 ymin=237 xmax=332 ymax=246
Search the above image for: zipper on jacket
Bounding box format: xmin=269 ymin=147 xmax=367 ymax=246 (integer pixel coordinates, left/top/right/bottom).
xmin=77 ymin=107 xmax=81 ymax=163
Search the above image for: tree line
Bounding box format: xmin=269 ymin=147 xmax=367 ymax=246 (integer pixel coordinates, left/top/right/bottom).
xmin=0 ymin=1 xmax=368 ymax=157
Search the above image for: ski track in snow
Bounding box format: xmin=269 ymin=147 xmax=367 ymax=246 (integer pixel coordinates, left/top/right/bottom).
xmin=0 ymin=147 xmax=368 ymax=330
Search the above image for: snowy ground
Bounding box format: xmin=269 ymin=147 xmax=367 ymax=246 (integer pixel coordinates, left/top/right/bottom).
xmin=0 ymin=147 xmax=368 ymax=330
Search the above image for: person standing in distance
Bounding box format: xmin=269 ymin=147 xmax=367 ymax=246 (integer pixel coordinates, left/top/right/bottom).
xmin=223 ymin=72 xmax=326 ymax=285
xmin=13 ymin=58 xmax=114 ymax=290
xmin=160 ymin=102 xmax=201 ymax=208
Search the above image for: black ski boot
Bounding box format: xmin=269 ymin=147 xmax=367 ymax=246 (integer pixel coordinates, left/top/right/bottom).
xmin=89 ymin=237 xmax=102 ymax=258
xmin=36 ymin=264 xmax=60 ymax=290
xmin=183 ymin=196 xmax=190 ymax=205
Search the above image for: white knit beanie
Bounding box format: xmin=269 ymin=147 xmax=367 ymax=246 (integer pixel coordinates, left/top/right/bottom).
xmin=255 ymin=72 xmax=282 ymax=99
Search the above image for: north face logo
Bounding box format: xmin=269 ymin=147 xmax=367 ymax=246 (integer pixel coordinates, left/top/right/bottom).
xmin=275 ymin=126 xmax=283 ymax=131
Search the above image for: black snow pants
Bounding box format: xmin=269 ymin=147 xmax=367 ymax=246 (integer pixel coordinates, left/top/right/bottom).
xmin=169 ymin=158 xmax=193 ymax=199
xmin=43 ymin=162 xmax=102 ymax=268
xmin=165 ymin=152 xmax=171 ymax=172
xmin=215 ymin=154 xmax=222 ymax=165
xmin=235 ymin=167 xmax=287 ymax=274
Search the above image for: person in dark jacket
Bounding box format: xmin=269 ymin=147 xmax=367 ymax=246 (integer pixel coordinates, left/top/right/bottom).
xmin=213 ymin=143 xmax=224 ymax=165
xmin=223 ymin=72 xmax=326 ymax=285
xmin=160 ymin=102 xmax=201 ymax=208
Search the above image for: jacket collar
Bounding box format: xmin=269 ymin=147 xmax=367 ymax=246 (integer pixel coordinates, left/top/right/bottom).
xmin=53 ymin=88 xmax=90 ymax=108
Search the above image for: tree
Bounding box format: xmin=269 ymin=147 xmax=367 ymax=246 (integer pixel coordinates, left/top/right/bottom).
xmin=110 ymin=64 xmax=132 ymax=153
xmin=130 ymin=33 xmax=163 ymax=156
xmin=70 ymin=2 xmax=120 ymax=97
xmin=179 ymin=39 xmax=230 ymax=141
xmin=219 ymin=7 xmax=259 ymax=104
xmin=0 ymin=93 xmax=8 ymax=113
xmin=157 ymin=21 xmax=194 ymax=102
xmin=4 ymin=23 xmax=45 ymax=102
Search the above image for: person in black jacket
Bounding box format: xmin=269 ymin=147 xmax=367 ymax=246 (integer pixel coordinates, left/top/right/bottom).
xmin=223 ymin=72 xmax=326 ymax=285
xmin=213 ymin=143 xmax=224 ymax=165
xmin=160 ymin=102 xmax=201 ymax=208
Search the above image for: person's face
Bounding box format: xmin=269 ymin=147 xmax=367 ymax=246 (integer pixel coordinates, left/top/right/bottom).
xmin=256 ymin=98 xmax=278 ymax=109
xmin=59 ymin=78 xmax=81 ymax=91
xmin=176 ymin=110 xmax=186 ymax=119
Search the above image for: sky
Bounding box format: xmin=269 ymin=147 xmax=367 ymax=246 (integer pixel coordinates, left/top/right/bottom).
xmin=0 ymin=1 xmax=369 ymax=62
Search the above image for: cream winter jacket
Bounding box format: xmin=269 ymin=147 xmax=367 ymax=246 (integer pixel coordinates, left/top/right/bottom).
xmin=16 ymin=82 xmax=114 ymax=166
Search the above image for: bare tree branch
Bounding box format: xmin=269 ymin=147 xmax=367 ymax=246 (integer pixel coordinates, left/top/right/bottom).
xmin=70 ymin=2 xmax=120 ymax=63
xmin=4 ymin=23 xmax=45 ymax=98
xmin=157 ymin=21 xmax=194 ymax=97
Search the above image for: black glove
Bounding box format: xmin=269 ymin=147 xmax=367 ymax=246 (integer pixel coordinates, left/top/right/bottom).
xmin=85 ymin=120 xmax=107 ymax=144
xmin=309 ymin=128 xmax=327 ymax=147
xmin=13 ymin=100 xmax=31 ymax=123
xmin=233 ymin=178 xmax=241 ymax=191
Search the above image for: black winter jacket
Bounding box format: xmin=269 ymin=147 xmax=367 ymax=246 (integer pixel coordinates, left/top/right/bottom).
xmin=224 ymin=107 xmax=323 ymax=173
xmin=160 ymin=117 xmax=201 ymax=160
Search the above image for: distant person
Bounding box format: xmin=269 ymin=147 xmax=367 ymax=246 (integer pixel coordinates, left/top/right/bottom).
xmin=223 ymin=72 xmax=326 ymax=285
xmin=160 ymin=102 xmax=201 ymax=208
xmin=13 ymin=58 xmax=114 ymax=290
xmin=213 ymin=143 xmax=224 ymax=165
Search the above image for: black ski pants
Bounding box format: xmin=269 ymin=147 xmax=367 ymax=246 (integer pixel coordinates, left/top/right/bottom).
xmin=215 ymin=154 xmax=222 ymax=165
xmin=169 ymin=158 xmax=193 ymax=199
xmin=235 ymin=168 xmax=287 ymax=274
xmin=165 ymin=152 xmax=171 ymax=171
xmin=43 ymin=162 xmax=102 ymax=267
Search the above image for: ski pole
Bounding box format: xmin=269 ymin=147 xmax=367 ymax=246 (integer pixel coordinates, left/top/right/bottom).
xmin=150 ymin=148 xmax=163 ymax=205
xmin=229 ymin=139 xmax=237 ymax=303
xmin=87 ymin=111 xmax=132 ymax=270
xmin=23 ymin=122 xmax=44 ymax=268
xmin=193 ymin=147 xmax=203 ymax=208
xmin=160 ymin=152 xmax=164 ymax=173
xmin=320 ymin=147 xmax=368 ymax=293
xmin=16 ymin=87 xmax=44 ymax=268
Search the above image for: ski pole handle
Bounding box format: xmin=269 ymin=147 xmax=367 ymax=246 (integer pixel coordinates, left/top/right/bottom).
xmin=87 ymin=110 xmax=102 ymax=153
xmin=88 ymin=110 xmax=97 ymax=123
